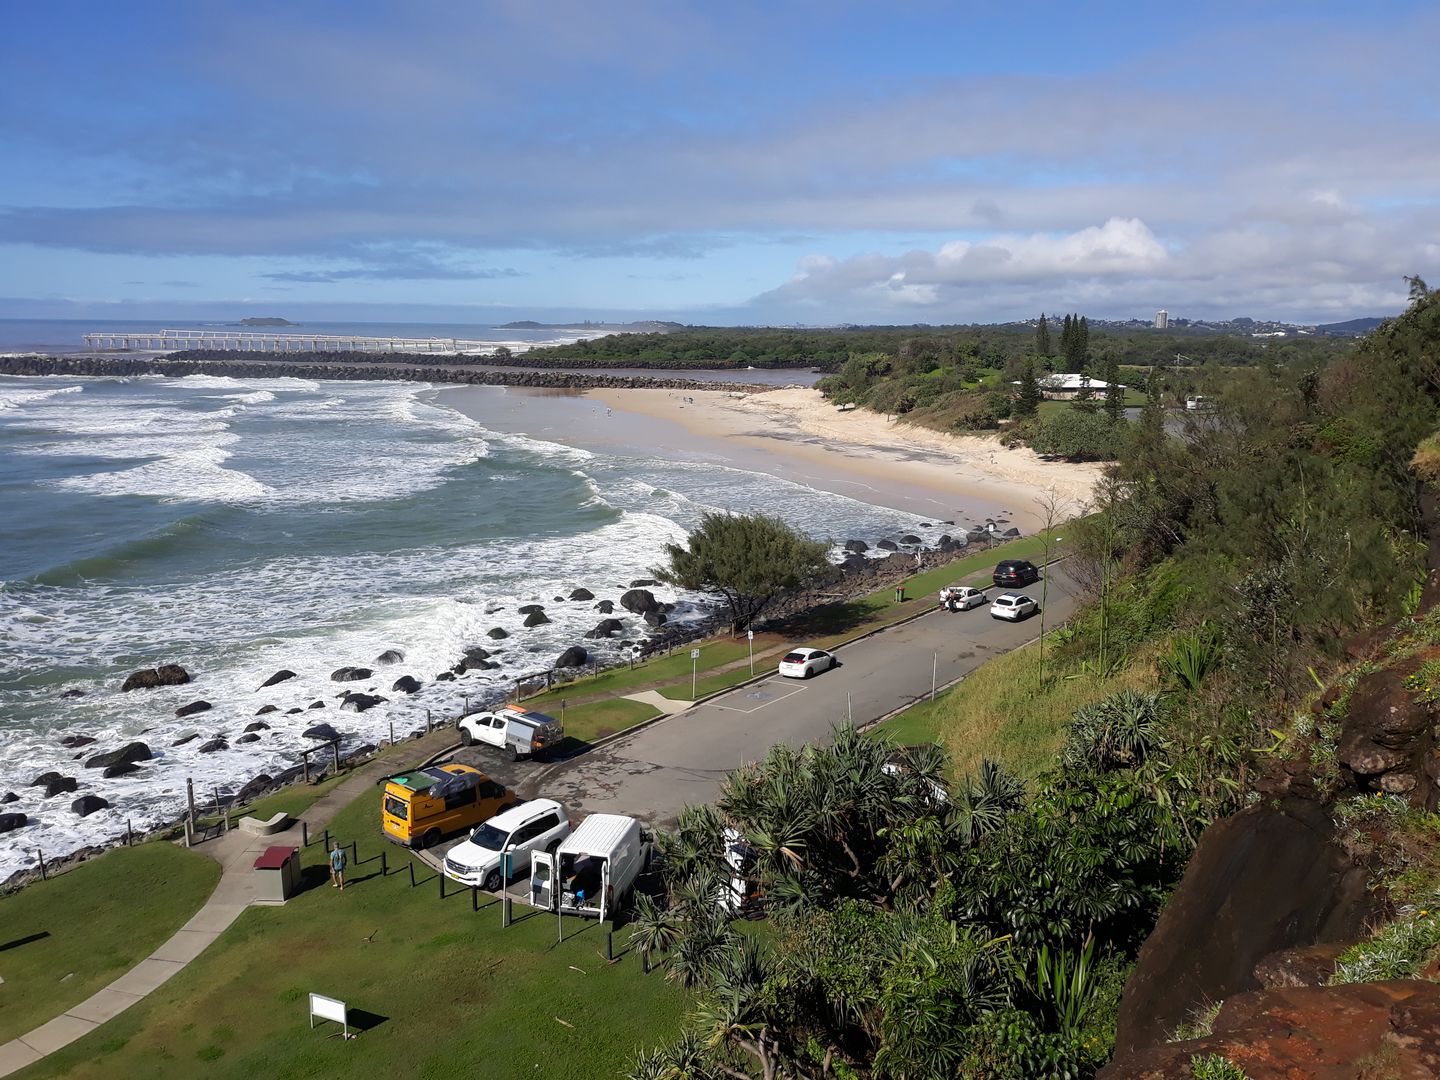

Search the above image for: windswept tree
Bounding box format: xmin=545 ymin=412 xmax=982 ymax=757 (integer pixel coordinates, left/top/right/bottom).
xmin=655 ymin=511 xmax=831 ymax=633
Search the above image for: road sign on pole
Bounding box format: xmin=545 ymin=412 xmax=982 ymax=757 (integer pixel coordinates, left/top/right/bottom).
xmin=690 ymin=648 xmax=700 ymax=698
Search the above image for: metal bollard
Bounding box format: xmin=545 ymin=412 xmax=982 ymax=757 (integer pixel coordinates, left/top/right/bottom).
xmin=472 ymin=884 xmax=478 ymax=912
xmin=350 ymin=840 xmax=358 ymax=865
xmin=439 ymin=871 xmax=446 ymax=899
xmin=381 ymin=849 xmax=387 ymax=876
xmin=323 ymin=828 xmax=330 ymax=852
xmin=408 ymin=860 xmax=415 ymax=887
xmin=302 ymin=820 xmax=309 ymax=846
xmin=606 ymin=928 xmax=613 ymax=961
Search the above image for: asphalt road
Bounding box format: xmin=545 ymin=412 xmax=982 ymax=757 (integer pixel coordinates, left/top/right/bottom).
xmin=529 ymin=564 xmax=1081 ymax=827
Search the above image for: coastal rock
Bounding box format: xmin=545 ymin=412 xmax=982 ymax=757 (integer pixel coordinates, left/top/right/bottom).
xmin=0 ymin=813 xmax=26 ymax=833
xmin=553 ymin=595 xmax=564 ymax=602
xmin=243 ymin=720 xmax=270 ymax=733
xmin=1 ymin=792 xmax=17 ymax=804
xmin=899 ymin=534 xmax=922 ymax=544
xmin=630 ymin=578 xmax=658 ymax=588
xmin=60 ymin=735 xmax=96 ymax=749
xmin=308 ymin=700 xmax=326 ymax=709
xmin=255 ymin=704 xmax=279 ymax=716
xmin=235 ymin=774 xmax=273 ymax=803
xmin=568 ymin=588 xmax=595 ymax=601
xmin=71 ymin=795 xmax=110 ymax=817
xmin=463 ymin=647 xmax=492 ymax=661
xmin=391 ymin=675 xmax=421 ymax=694
xmin=518 ymin=604 xmax=546 ymax=615
xmin=103 ymin=762 xmax=142 ymax=778
xmin=594 ymin=600 xmax=616 ymax=614
xmin=120 ymin=664 xmax=191 ymax=691
xmin=644 ymin=610 xmax=668 ymax=627
xmin=621 ymin=588 xmax=661 ymax=615
xmin=37 ymin=774 xmax=78 ymax=798
xmin=260 ymin=669 xmax=297 ymax=689
xmin=84 ymin=742 xmax=152 ymax=770
xmin=876 ymin=540 xmax=899 ymax=552
xmin=584 ymin=618 xmax=625 ymax=639
xmin=844 ymin=540 xmax=869 ymax=553
xmin=1002 ymin=527 xmax=1021 ymax=538
xmin=197 ymin=739 xmax=228 ymax=754
xmin=967 ymin=529 xmax=991 ymax=543
xmin=236 ymin=733 xmax=260 ymax=744
xmin=330 ymin=666 xmax=373 ymax=682
xmin=60 ymin=689 xmax=86 ymax=699
xmin=374 ymin=649 xmax=405 ymax=665
xmin=175 ymin=699 xmax=212 ymax=718
xmin=435 ymin=671 xmax=456 ymax=682
xmin=172 ymin=731 xmax=200 ymax=746
xmin=303 ymin=723 xmax=341 ymax=741
xmin=286 ymin=707 xmax=303 ymax=714
xmin=523 ymin=610 xmax=551 ymax=627
xmin=556 ymin=646 xmax=589 ymax=669
xmin=341 ymin=692 xmax=386 ymax=714
xmin=486 ymin=627 xmax=509 ymax=640
xmin=1254 ymin=943 xmax=1348 ymax=990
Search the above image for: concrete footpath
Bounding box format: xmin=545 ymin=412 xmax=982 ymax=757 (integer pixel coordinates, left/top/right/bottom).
xmin=0 ymin=730 xmax=454 ymax=1078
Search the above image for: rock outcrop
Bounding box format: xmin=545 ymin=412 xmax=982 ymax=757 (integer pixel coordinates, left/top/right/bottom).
xmin=374 ymin=649 xmax=405 ymax=665
xmin=620 ymin=589 xmax=661 ymax=616
xmin=120 ymin=664 xmax=190 ymax=691
xmin=259 ymin=669 xmax=297 ymax=688
xmin=175 ymin=699 xmax=211 ymax=717
xmin=555 ymin=646 xmax=589 ymax=669
xmin=568 ymin=588 xmax=595 ymax=601
xmin=390 ymin=675 xmax=422 ymax=694
xmin=84 ymin=742 xmax=152 ymax=771
xmin=71 ymin=795 xmax=109 ymax=817
xmin=330 ymin=666 xmax=373 ymax=682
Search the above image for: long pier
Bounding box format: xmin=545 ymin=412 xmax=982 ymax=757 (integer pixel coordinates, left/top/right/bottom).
xmin=81 ymin=329 xmax=502 ymax=354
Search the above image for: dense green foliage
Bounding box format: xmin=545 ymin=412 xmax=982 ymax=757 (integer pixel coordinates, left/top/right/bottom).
xmin=656 ymin=511 xmax=832 ymax=632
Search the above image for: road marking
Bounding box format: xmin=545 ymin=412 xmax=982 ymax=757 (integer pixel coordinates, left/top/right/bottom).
xmin=708 ymin=679 xmax=806 ymax=714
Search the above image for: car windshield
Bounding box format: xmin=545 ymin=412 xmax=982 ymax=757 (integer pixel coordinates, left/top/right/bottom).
xmin=782 ymin=652 xmax=807 ymax=663
xmin=469 ymin=824 xmax=509 ymax=850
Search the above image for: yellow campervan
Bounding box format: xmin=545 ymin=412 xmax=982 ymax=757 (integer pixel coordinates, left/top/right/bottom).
xmin=381 ymin=763 xmax=517 ymax=849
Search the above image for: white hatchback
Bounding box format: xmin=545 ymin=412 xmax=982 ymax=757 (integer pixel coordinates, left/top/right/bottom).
xmin=778 ymin=647 xmax=837 ymax=679
xmin=940 ymin=586 xmax=987 ymax=611
xmin=443 ymin=799 xmax=571 ymax=892
xmin=990 ymin=593 xmax=1039 ymax=621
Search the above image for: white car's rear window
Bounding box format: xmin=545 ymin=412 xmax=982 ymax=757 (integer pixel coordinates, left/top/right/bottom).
xmin=782 ymin=652 xmax=808 ymax=663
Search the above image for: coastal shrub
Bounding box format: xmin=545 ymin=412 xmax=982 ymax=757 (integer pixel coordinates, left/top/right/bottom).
xmin=1189 ymin=1054 xmax=1249 ymax=1080
xmin=1401 ymin=658 xmax=1440 ymax=705
xmin=1329 ymin=907 xmax=1440 ymax=984
xmin=1029 ymin=408 xmax=1124 ymax=461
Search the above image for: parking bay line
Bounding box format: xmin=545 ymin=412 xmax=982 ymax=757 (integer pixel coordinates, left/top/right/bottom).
xmin=706 ymin=679 xmax=807 ymax=714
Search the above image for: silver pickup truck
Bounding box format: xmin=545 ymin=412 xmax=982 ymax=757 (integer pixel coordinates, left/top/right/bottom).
xmin=457 ymin=703 xmax=564 ymax=761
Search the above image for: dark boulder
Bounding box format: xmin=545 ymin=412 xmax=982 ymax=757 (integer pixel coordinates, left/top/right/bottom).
xmin=31 ymin=773 xmax=77 ymax=798
xmin=555 ymin=646 xmax=589 ymax=669
xmin=568 ymin=587 xmax=595 ymax=601
xmin=60 ymin=734 xmax=96 ymax=749
xmin=435 ymin=671 xmax=456 ymax=682
xmin=644 ymin=609 xmax=668 ymax=627
xmin=630 ymin=578 xmax=658 ymax=588
xmin=341 ymin=692 xmax=386 ymax=714
xmin=71 ymin=795 xmax=110 ymax=817
xmin=303 ymin=723 xmax=341 ymax=741
xmin=255 ymin=704 xmax=279 ymax=716
xmin=308 ymin=700 xmax=326 ymax=709
xmin=120 ymin=664 xmax=191 ymax=691
xmin=171 ymin=732 xmax=200 ymax=747
xmin=584 ymin=618 xmax=625 ymax=639
xmin=60 ymin=689 xmax=86 ymax=699
xmin=1002 ymin=527 xmax=1021 ymax=538
xmin=843 ymin=539 xmax=869 ymax=553
xmin=463 ymin=647 xmax=491 ymax=661
xmin=966 ymin=528 xmax=991 ymax=543
xmin=374 ymin=649 xmax=405 ymax=665
xmin=391 ymin=675 xmax=422 ymax=694
xmin=594 ymin=599 xmax=616 ymax=614
xmin=0 ymin=813 xmax=25 ymax=833
xmin=330 ymin=666 xmax=373 ymax=682
xmin=243 ymin=720 xmax=270 ymax=733
xmin=235 ymin=774 xmax=273 ymax=803
xmin=285 ymin=707 xmax=303 ymax=714
xmin=486 ymin=627 xmax=509 ymax=640
xmin=1 ymin=792 xmax=17 ymax=804
xmin=517 ymin=604 xmax=546 ymax=615
xmin=620 ymin=588 xmax=660 ymax=615
xmin=876 ymin=539 xmax=899 ymax=552
xmin=236 ymin=733 xmax=260 ymax=744
xmin=899 ymin=534 xmax=922 ymax=544
xmin=175 ymin=699 xmax=212 ymax=718
xmin=259 ymin=669 xmax=297 ymax=689
xmin=85 ymin=742 xmax=152 ymax=771
xmin=103 ymin=761 xmax=142 ymax=778
xmin=523 ymin=610 xmax=550 ymax=627
xmin=197 ymin=738 xmax=228 ymax=754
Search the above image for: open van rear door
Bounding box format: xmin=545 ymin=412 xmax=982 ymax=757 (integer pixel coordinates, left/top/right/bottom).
xmin=599 ymin=859 xmax=611 ymax=923
xmin=530 ymin=851 xmax=556 ymax=911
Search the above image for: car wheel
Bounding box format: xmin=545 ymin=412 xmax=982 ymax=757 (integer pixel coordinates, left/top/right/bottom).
xmin=484 ymin=868 xmax=503 ymax=892
xmin=459 ymin=728 xmax=473 ymax=747
xmin=803 ymin=666 xmax=813 ymax=678
xmin=422 ymin=829 xmax=442 ymax=849
xmin=508 ymin=744 xmax=521 ymax=762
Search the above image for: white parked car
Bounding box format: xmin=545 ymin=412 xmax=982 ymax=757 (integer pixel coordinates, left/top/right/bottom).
xmin=990 ymin=593 xmax=1039 ymax=621
xmin=457 ymin=703 xmax=563 ymax=761
xmin=443 ymin=798 xmax=572 ymax=892
xmin=778 ymin=647 xmax=837 ymax=679
xmin=940 ymin=586 xmax=987 ymax=611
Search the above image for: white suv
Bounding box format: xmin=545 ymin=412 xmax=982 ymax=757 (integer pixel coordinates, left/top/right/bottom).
xmin=990 ymin=593 xmax=1039 ymax=621
xmin=443 ymin=799 xmax=572 ymax=892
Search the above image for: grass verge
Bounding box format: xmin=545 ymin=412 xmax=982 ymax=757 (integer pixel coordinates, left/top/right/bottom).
xmin=558 ymin=698 xmax=662 ymax=742
xmin=0 ymin=842 xmax=220 ymax=1044
xmin=20 ymin=782 xmax=686 ymax=1080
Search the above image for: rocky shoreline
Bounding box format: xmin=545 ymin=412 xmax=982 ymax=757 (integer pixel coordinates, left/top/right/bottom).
xmin=0 ymin=352 xmax=782 ymax=391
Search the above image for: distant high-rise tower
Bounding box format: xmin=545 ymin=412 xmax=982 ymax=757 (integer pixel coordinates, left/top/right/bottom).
xmin=1154 ymin=310 xmax=1169 ymax=329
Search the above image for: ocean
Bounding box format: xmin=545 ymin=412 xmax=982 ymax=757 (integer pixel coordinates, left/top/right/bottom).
xmin=0 ymin=372 xmax=931 ymax=880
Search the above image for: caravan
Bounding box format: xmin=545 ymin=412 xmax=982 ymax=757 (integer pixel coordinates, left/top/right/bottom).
xmin=529 ymin=813 xmax=649 ymax=920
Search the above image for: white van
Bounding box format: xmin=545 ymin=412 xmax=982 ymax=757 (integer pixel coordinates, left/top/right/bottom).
xmin=529 ymin=813 xmax=649 ymax=920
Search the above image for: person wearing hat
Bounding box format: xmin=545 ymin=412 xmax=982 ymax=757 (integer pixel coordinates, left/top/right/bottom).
xmin=329 ymin=842 xmax=347 ymax=890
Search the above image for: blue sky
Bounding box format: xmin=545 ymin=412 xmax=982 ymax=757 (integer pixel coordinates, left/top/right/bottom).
xmin=2 ymin=1 xmax=1437 ymax=325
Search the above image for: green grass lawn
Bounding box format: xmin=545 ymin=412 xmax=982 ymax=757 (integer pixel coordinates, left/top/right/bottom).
xmin=0 ymin=842 xmax=220 ymax=1044
xmin=557 ymin=697 xmax=661 ymax=742
xmin=20 ymin=785 xmax=687 ymax=1080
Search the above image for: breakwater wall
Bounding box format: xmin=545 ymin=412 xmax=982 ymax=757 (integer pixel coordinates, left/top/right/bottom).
xmin=0 ymin=352 xmax=778 ymax=392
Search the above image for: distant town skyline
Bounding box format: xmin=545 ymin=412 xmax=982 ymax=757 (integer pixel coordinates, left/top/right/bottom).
xmin=2 ymin=2 xmax=1436 ymax=326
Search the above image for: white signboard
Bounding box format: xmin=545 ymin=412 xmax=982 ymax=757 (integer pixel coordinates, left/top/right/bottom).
xmin=309 ymin=992 xmax=350 ymax=1036
xmin=690 ymin=649 xmax=700 ymax=659
xmin=747 ymin=630 xmax=754 ymax=640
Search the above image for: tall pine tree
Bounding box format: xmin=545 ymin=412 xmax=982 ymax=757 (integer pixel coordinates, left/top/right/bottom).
xmin=1079 ymin=316 xmax=1090 ymax=371
xmin=1103 ymin=354 xmax=1124 ymax=423
xmin=1035 ymin=313 xmax=1052 ymax=357
xmin=1015 ymin=359 xmax=1042 ymax=418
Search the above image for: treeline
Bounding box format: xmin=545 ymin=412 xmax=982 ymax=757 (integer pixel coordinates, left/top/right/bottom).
xmin=624 ymin=282 xmax=1440 ymax=1078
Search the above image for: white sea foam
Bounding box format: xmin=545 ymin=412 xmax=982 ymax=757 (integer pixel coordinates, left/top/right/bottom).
xmin=0 ymin=383 xmax=84 ymax=410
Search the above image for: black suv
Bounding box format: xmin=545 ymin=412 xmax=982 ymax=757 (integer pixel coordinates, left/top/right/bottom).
xmin=992 ymin=559 xmax=1040 ymax=588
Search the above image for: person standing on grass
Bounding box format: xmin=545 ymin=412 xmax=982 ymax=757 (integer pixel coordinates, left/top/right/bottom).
xmin=330 ymin=842 xmax=347 ymax=890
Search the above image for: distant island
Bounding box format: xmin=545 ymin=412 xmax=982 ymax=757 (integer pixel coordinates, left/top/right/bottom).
xmin=496 ymin=319 xmax=684 ymax=333
xmin=236 ymin=317 xmax=297 ymax=327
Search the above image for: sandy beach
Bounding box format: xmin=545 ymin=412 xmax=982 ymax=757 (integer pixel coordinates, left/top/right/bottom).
xmin=579 ymin=386 xmax=1101 ymax=531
